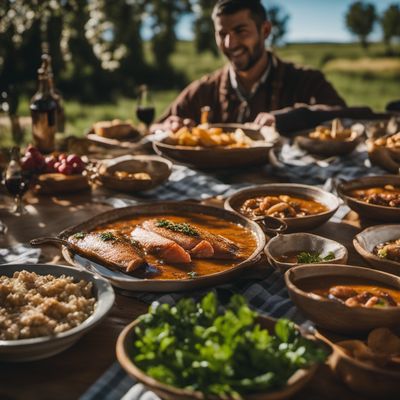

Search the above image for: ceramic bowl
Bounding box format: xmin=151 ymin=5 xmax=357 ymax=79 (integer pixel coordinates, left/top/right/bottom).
xmin=97 ymin=155 xmax=172 ymax=193
xmin=265 ymin=233 xmax=348 ymax=273
xmin=295 ymin=129 xmax=362 ymax=157
xmin=225 ymin=183 xmax=339 ymax=232
xmin=367 ymin=136 xmax=400 ymax=173
xmin=116 ymin=315 xmax=319 ymax=400
xmin=285 ymin=264 xmax=400 ymax=334
xmin=153 ymin=124 xmax=280 ymax=169
xmin=328 ymin=337 xmax=400 ymax=399
xmin=353 ymin=224 xmax=400 ymax=276
xmin=0 ymin=264 xmax=114 ymax=362
xmin=336 ymin=175 xmax=400 ymax=222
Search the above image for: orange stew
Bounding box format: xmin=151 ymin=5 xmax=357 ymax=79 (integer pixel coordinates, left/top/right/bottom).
xmin=297 ymin=275 xmax=400 ymax=308
xmin=239 ymin=195 xmax=328 ymax=219
xmin=349 ymin=186 xmax=400 ymax=208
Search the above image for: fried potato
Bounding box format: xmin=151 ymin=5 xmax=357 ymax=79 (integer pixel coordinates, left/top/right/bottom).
xmin=167 ymin=125 xmax=252 ymax=148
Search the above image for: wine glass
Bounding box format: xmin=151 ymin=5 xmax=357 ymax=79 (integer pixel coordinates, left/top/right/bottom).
xmin=3 ymin=147 xmax=32 ymax=216
xmin=135 ymin=85 xmax=155 ymax=135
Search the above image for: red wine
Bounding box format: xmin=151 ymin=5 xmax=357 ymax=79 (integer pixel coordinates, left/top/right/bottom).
xmin=5 ymin=176 xmax=30 ymax=197
xmin=136 ymin=106 xmax=155 ymax=125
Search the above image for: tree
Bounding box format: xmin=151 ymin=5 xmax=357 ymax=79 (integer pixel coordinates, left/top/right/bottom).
xmin=381 ymin=4 xmax=400 ymax=53
xmin=193 ymin=0 xmax=218 ymax=56
xmin=265 ymin=5 xmax=290 ymax=48
xmin=345 ymin=1 xmax=377 ymax=49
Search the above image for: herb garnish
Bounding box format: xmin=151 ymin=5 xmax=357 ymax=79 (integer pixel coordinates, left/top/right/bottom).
xmin=187 ymin=271 xmax=198 ymax=279
xmin=73 ymin=232 xmax=86 ymax=239
xmin=99 ymin=232 xmax=117 ymax=241
xmin=156 ymin=219 xmax=199 ymax=237
xmin=377 ymin=248 xmax=388 ymax=259
xmin=297 ymin=251 xmax=335 ymax=263
xmin=132 ymin=293 xmax=327 ymax=397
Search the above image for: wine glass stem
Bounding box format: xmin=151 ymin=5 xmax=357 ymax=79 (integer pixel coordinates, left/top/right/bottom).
xmin=13 ymin=195 xmax=25 ymax=216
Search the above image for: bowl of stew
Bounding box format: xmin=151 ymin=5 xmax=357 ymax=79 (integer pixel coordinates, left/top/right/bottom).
xmin=285 ymin=264 xmax=400 ymax=334
xmin=225 ymin=183 xmax=339 ymax=232
xmin=337 ymin=175 xmax=400 ymax=222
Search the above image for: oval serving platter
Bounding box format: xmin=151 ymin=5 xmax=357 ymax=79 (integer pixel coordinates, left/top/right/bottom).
xmin=58 ymin=202 xmax=266 ymax=292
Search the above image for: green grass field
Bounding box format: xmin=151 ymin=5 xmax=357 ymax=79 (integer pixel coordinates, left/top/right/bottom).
xmin=2 ymin=41 xmax=399 ymax=146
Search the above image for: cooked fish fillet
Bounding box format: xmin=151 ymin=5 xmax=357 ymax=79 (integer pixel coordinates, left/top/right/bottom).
xmin=142 ymin=219 xmax=239 ymax=259
xmin=131 ymin=226 xmax=191 ymax=264
xmin=68 ymin=230 xmax=145 ymax=273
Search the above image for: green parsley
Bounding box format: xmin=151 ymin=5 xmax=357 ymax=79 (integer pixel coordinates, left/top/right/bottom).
xmin=297 ymin=251 xmax=335 ymax=263
xmin=132 ymin=293 xmax=327 ymax=398
xmin=377 ymin=247 xmax=388 ymax=259
xmin=73 ymin=232 xmax=86 ymax=239
xmin=156 ymin=219 xmax=199 ymax=237
xmin=99 ymin=232 xmax=116 ymax=241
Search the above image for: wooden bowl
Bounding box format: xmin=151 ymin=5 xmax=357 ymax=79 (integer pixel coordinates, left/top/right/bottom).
xmin=329 ymin=337 xmax=400 ymax=399
xmin=153 ymin=124 xmax=280 ymax=169
xmin=285 ymin=264 xmax=400 ymax=334
xmin=116 ymin=315 xmax=319 ymax=400
xmin=353 ymin=224 xmax=400 ymax=276
xmin=97 ymin=155 xmax=172 ymax=193
xmin=336 ymin=175 xmax=400 ymax=222
xmin=295 ymin=130 xmax=362 ymax=157
xmin=265 ymin=233 xmax=348 ymax=273
xmin=367 ymin=138 xmax=400 ymax=173
xmin=225 ymin=183 xmax=339 ymax=232
xmin=35 ymin=173 xmax=90 ymax=194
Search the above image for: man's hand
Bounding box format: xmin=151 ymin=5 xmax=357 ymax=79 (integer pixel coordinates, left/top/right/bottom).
xmin=154 ymin=115 xmax=195 ymax=133
xmin=250 ymin=112 xmax=275 ymax=128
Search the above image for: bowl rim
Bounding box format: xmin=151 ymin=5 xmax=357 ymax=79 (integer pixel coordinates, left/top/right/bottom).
xmin=265 ymin=232 xmax=348 ymax=266
xmin=337 ymin=175 xmax=400 ymax=211
xmin=284 ymin=264 xmax=400 ymax=311
xmin=0 ymin=263 xmax=115 ymax=347
xmin=116 ymin=315 xmax=320 ymax=399
xmin=224 ymin=183 xmax=340 ymax=222
xmin=297 ymin=128 xmax=362 ymax=143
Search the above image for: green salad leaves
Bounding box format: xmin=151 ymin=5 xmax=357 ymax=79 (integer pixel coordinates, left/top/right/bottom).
xmin=132 ymin=293 xmax=327 ymax=398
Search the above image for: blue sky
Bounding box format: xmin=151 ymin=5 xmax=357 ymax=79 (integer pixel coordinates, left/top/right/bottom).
xmin=172 ymin=0 xmax=397 ymax=43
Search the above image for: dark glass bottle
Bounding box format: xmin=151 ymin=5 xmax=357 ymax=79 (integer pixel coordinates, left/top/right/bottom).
xmin=42 ymin=53 xmax=65 ymax=133
xmin=30 ymin=65 xmax=57 ymax=153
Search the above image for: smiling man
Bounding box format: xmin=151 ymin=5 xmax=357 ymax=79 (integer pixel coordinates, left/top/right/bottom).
xmin=153 ymin=0 xmax=372 ymax=134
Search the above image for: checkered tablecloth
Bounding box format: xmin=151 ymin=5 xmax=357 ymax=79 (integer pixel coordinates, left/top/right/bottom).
xmin=79 ymin=143 xmax=387 ymax=400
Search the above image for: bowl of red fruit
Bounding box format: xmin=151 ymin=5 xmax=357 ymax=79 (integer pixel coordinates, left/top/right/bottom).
xmin=21 ymin=146 xmax=90 ymax=194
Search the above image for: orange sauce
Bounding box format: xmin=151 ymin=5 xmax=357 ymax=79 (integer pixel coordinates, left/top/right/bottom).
xmin=297 ymin=275 xmax=400 ymax=304
xmin=94 ymin=213 xmax=257 ymax=280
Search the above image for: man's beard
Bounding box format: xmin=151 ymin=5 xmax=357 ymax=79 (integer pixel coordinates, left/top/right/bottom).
xmin=229 ymin=43 xmax=264 ymax=71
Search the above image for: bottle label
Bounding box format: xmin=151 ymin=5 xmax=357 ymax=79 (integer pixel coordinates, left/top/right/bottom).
xmin=31 ymin=110 xmax=56 ymax=153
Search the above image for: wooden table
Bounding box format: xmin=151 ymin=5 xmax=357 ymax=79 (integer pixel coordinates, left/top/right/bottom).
xmin=0 ymin=186 xmax=372 ymax=400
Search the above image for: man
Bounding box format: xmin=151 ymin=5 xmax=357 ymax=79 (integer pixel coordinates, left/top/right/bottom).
xmin=153 ymin=0 xmax=372 ymax=134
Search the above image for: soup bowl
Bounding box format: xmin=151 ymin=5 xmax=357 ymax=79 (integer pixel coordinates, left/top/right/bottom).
xmin=265 ymin=233 xmax=348 ymax=273
xmin=353 ymin=224 xmax=400 ymax=277
xmin=225 ymin=183 xmax=339 ymax=232
xmin=285 ymin=264 xmax=400 ymax=334
xmin=336 ymin=175 xmax=400 ymax=222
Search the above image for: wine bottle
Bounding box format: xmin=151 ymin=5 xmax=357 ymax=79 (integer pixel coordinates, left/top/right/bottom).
xmin=42 ymin=53 xmax=65 ymax=133
xmin=30 ymin=62 xmax=57 ymax=153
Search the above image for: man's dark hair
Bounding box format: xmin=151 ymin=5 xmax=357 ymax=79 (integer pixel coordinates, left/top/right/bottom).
xmin=212 ymin=0 xmax=267 ymax=27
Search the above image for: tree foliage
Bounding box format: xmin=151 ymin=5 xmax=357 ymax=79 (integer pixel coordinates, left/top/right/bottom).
xmin=381 ymin=4 xmax=400 ymax=52
xmin=345 ymin=1 xmax=377 ymax=49
xmin=265 ymin=5 xmax=290 ymax=48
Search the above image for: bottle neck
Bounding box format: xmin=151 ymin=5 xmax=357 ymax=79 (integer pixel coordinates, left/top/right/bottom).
xmin=37 ymin=77 xmax=52 ymax=95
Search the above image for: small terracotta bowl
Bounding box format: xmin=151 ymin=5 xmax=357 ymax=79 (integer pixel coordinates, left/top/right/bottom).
xmin=265 ymin=233 xmax=348 ymax=273
xmin=285 ymin=264 xmax=400 ymax=334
